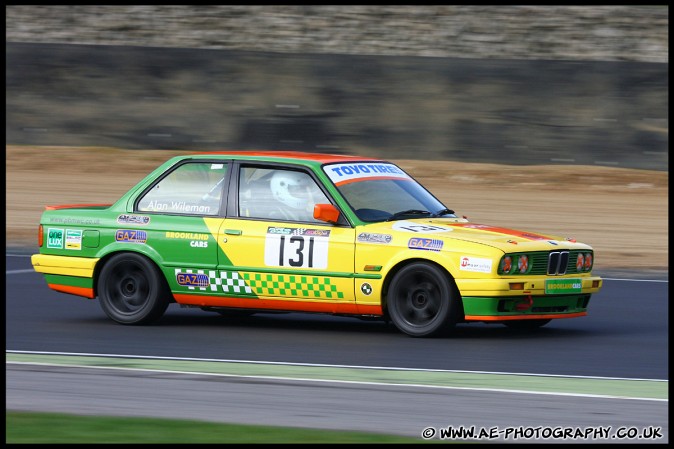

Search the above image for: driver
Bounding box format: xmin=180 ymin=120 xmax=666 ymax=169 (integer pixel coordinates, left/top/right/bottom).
xmin=269 ymin=171 xmax=319 ymax=221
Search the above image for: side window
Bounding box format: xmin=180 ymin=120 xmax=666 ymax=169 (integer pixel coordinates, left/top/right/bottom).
xmin=239 ymin=166 xmax=329 ymax=223
xmin=136 ymin=162 xmax=228 ymax=216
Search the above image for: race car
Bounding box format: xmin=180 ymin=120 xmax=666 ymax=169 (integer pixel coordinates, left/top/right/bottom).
xmin=32 ymin=151 xmax=603 ymax=337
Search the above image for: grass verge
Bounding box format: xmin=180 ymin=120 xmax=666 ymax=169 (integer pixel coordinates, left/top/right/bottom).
xmin=6 ymin=411 xmax=428 ymax=444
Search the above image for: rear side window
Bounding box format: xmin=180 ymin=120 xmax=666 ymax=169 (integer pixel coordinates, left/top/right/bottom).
xmin=136 ymin=162 xmax=228 ymax=216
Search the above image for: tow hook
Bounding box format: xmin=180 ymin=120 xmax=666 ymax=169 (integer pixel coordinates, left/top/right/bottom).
xmin=514 ymin=295 xmax=534 ymax=311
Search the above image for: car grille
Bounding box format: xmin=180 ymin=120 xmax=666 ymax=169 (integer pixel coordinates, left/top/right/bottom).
xmin=527 ymin=250 xmax=586 ymax=275
xmin=547 ymin=251 xmax=570 ymax=275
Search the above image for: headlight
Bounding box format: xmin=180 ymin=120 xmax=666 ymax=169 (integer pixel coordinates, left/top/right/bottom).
xmin=517 ymin=255 xmax=529 ymax=273
xmin=500 ymin=256 xmax=513 ymax=274
xmin=583 ymin=252 xmax=593 ymax=271
xmin=576 ymin=253 xmax=585 ymax=271
xmin=500 ymin=254 xmax=533 ymax=275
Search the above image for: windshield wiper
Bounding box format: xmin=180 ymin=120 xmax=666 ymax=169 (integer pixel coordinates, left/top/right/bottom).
xmin=431 ymin=208 xmax=455 ymax=217
xmin=386 ymin=209 xmax=433 ymax=221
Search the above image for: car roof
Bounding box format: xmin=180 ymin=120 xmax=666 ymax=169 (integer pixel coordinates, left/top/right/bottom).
xmin=194 ymin=150 xmax=383 ymax=164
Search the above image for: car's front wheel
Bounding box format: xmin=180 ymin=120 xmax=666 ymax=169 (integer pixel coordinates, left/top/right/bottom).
xmin=97 ymin=252 xmax=170 ymax=324
xmin=386 ymin=262 xmax=459 ymax=337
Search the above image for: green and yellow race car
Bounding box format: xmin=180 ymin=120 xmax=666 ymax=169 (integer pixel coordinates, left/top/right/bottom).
xmin=32 ymin=151 xmax=603 ymax=337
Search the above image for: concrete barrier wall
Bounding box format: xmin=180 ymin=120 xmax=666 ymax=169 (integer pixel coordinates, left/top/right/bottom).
xmin=5 ymin=6 xmax=668 ymax=170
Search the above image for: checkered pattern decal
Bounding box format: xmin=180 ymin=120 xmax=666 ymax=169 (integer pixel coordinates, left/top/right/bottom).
xmin=242 ymin=273 xmax=344 ymax=299
xmin=174 ymin=269 xmax=253 ymax=294
xmin=174 ymin=269 xmax=344 ymax=299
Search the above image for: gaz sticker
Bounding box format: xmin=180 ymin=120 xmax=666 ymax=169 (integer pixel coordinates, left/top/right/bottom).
xmin=408 ymin=237 xmax=443 ymax=252
xmin=264 ymin=227 xmax=329 ymax=269
xmin=115 ymin=229 xmax=148 ymax=244
xmin=176 ymin=272 xmax=210 ymax=288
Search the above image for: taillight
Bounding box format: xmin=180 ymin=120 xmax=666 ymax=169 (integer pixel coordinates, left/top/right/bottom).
xmin=38 ymin=224 xmax=43 ymax=247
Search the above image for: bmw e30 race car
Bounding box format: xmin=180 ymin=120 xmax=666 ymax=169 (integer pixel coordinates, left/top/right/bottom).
xmin=31 ymin=151 xmax=603 ymax=337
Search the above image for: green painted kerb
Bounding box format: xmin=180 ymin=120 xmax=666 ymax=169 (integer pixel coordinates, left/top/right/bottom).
xmin=6 ymin=353 xmax=667 ymax=401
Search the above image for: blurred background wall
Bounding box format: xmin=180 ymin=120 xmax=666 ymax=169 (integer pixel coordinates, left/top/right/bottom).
xmin=5 ymin=5 xmax=668 ymax=169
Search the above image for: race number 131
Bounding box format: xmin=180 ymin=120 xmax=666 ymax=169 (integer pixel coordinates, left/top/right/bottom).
xmin=265 ymin=234 xmax=329 ymax=268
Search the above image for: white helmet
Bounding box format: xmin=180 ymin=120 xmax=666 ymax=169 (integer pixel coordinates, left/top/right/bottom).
xmin=270 ymin=171 xmax=312 ymax=210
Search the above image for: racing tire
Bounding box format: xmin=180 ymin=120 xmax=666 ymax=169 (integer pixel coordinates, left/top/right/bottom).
xmin=502 ymin=319 xmax=551 ymax=329
xmin=386 ymin=262 xmax=459 ymax=337
xmin=97 ymin=252 xmax=170 ymax=325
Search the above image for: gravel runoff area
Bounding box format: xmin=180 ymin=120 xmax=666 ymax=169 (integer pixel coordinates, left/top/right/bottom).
xmin=6 ymin=145 xmax=668 ymax=272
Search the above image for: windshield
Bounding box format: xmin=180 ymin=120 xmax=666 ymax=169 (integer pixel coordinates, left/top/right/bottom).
xmin=323 ymin=162 xmax=455 ymax=222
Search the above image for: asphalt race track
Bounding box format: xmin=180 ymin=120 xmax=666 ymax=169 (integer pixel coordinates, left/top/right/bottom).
xmin=6 ymin=248 xmax=669 ymax=442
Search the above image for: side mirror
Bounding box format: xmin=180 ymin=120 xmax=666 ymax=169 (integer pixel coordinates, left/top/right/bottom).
xmin=313 ymin=203 xmax=340 ymax=223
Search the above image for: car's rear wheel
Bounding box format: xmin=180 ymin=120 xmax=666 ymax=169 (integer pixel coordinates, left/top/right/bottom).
xmin=97 ymin=252 xmax=169 ymax=324
xmin=386 ymin=262 xmax=459 ymax=337
xmin=502 ymin=319 xmax=551 ymax=329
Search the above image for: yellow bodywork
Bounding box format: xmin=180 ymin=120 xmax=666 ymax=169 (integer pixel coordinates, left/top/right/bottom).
xmin=199 ymin=216 xmax=601 ymax=310
xmin=31 ymin=254 xmax=99 ymax=278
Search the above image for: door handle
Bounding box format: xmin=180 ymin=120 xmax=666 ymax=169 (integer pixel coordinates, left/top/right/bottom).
xmin=224 ymin=229 xmax=242 ymax=235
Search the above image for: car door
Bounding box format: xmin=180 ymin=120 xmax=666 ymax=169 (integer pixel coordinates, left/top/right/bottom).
xmin=134 ymin=159 xmax=229 ymax=293
xmin=210 ymin=163 xmax=356 ymax=313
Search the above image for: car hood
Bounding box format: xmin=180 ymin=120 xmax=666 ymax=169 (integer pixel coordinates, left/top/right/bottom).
xmin=359 ymin=218 xmax=591 ymax=252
